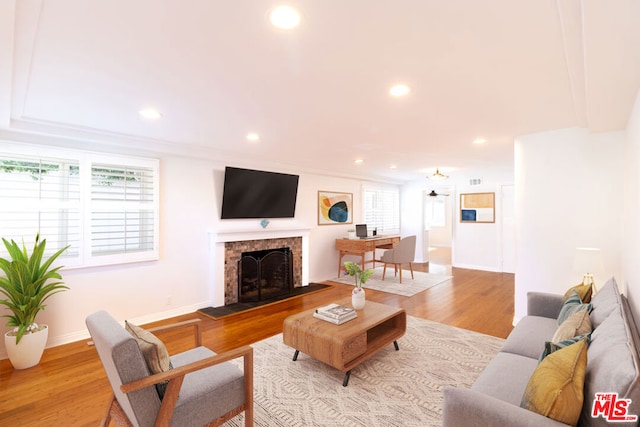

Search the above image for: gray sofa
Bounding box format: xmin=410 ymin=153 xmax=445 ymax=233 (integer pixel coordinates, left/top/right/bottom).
xmin=443 ymin=278 xmax=640 ymax=426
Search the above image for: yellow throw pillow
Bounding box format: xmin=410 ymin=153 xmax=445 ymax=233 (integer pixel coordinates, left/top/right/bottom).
xmin=521 ymin=339 xmax=588 ymax=426
xmin=552 ymin=310 xmax=592 ymax=343
xmin=563 ymin=283 xmax=593 ymax=303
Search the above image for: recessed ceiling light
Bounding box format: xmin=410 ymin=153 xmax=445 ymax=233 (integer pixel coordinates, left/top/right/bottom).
xmin=389 ymin=84 xmax=410 ymax=97
xmin=246 ymin=133 xmax=260 ymax=142
xmin=390 ymin=165 xmax=397 ymax=169
xmin=355 ymin=159 xmax=364 ymax=164
xmin=139 ymin=108 xmax=162 ymax=120
xmin=269 ymin=5 xmax=301 ymax=29
xmin=473 ymin=138 xmax=487 ymax=144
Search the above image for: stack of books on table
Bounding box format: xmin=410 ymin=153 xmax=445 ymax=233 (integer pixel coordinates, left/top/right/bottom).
xmin=313 ymin=303 xmax=357 ymax=324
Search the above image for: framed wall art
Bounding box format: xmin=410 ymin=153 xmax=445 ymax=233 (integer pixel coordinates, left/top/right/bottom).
xmin=460 ymin=192 xmax=495 ymax=223
xmin=318 ymin=191 xmax=353 ymax=225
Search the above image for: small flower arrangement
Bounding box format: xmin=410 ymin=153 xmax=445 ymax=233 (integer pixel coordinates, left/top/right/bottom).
xmin=343 ymin=261 xmax=374 ymax=295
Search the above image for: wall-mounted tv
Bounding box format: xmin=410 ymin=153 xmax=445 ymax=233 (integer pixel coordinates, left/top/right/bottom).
xmin=221 ymin=166 xmax=299 ymax=219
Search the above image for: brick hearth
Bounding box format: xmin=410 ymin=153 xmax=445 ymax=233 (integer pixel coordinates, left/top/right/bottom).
xmin=224 ymin=236 xmax=302 ymax=305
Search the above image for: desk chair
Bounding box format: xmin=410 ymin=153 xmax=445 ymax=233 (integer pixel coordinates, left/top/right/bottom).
xmin=380 ymin=235 xmax=417 ymax=283
xmin=86 ymin=311 xmax=253 ymax=427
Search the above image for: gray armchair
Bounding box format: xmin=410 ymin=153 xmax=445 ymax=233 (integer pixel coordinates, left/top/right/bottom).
xmin=86 ymin=310 xmax=253 ymax=427
xmin=381 ymin=235 xmax=417 ymax=283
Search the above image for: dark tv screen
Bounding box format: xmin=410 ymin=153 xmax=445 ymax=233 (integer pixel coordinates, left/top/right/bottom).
xmin=221 ymin=167 xmax=299 ymax=219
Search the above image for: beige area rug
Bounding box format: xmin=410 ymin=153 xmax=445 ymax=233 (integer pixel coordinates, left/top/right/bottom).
xmin=330 ymin=267 xmax=452 ymax=297
xmin=223 ymin=316 xmax=504 ymax=427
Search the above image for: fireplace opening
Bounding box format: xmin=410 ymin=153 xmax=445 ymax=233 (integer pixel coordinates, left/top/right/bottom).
xmin=238 ymin=247 xmax=293 ymax=303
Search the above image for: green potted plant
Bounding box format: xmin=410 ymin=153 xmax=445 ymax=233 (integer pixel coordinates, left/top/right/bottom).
xmin=0 ymin=234 xmax=69 ymax=369
xmin=344 ymin=261 xmax=374 ymax=309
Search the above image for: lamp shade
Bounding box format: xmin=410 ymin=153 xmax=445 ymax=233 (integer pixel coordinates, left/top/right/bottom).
xmin=573 ymin=247 xmax=604 ymax=277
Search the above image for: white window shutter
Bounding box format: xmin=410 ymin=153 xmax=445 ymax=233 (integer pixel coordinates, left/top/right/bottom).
xmin=0 ymin=145 xmax=159 ymax=268
xmin=363 ymin=185 xmax=400 ymax=233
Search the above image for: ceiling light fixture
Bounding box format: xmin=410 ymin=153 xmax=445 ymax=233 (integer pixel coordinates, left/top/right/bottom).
xmin=428 ymin=168 xmax=449 ymax=180
xmin=354 ymin=159 xmax=364 ymax=164
xmin=138 ymin=108 xmax=162 ymax=120
xmin=246 ymin=133 xmax=260 ymax=141
xmin=473 ymin=138 xmax=487 ymax=144
xmin=269 ymin=5 xmax=301 ymax=29
xmin=389 ymin=84 xmax=410 ymax=97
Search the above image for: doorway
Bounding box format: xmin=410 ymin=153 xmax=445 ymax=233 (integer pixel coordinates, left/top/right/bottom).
xmin=423 ymin=188 xmax=453 ymax=270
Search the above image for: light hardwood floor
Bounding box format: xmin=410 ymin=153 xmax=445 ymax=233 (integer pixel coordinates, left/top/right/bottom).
xmin=0 ymin=248 xmax=514 ymax=426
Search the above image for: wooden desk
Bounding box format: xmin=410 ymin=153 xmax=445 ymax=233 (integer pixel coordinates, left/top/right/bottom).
xmin=335 ymin=235 xmax=400 ymax=277
xmin=283 ymin=298 xmax=406 ymax=386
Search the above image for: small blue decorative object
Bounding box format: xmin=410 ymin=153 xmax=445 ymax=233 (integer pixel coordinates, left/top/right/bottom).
xmin=260 ymin=219 xmax=270 ymax=228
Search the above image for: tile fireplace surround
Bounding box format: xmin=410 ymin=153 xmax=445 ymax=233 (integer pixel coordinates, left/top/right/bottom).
xmin=210 ymin=227 xmax=310 ymax=307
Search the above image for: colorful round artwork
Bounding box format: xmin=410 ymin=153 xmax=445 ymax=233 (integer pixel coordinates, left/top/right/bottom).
xmin=328 ymin=201 xmax=349 ymax=222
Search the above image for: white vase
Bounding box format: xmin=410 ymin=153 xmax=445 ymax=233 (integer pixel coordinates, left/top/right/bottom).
xmin=5 ymin=325 xmax=48 ymax=370
xmin=352 ymin=288 xmax=366 ymax=310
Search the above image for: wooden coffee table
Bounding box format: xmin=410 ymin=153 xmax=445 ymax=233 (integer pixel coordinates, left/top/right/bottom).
xmin=282 ymin=298 xmax=406 ymax=386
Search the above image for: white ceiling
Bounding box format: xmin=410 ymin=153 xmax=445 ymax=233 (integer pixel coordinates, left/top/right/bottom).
xmin=1 ymin=0 xmax=639 ymax=183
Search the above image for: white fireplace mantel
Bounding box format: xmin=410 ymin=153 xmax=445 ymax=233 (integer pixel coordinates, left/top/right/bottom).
xmin=213 ymin=227 xmax=311 ymax=243
xmin=209 ymin=225 xmax=311 ymax=307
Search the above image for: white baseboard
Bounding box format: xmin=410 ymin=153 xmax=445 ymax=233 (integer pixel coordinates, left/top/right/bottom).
xmin=0 ymin=301 xmax=210 ymax=361
xmin=452 ymin=263 xmax=502 ymax=272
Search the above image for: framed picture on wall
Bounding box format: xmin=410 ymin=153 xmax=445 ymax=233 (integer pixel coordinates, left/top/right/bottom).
xmin=318 ymin=191 xmax=353 ymax=225
xmin=460 ymin=192 xmax=495 ymax=223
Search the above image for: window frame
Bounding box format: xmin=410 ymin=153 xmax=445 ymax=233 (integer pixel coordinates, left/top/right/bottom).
xmin=0 ymin=141 xmax=160 ymax=268
xmin=361 ymin=184 xmax=400 ymax=234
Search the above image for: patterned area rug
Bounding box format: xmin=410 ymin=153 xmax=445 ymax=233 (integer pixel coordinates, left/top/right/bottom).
xmin=223 ymin=316 xmax=504 ymax=426
xmin=330 ymin=267 xmax=452 ymax=297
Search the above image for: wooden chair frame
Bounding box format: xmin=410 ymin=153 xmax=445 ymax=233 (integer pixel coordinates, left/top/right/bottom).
xmin=99 ymin=319 xmax=253 ymax=427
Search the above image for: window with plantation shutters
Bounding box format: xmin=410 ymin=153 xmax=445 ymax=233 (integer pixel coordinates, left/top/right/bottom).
xmin=0 ymin=143 xmax=159 ymax=267
xmin=0 ymin=156 xmax=81 ymax=259
xmin=90 ymin=163 xmax=157 ymax=259
xmin=362 ymin=185 xmax=400 ymax=233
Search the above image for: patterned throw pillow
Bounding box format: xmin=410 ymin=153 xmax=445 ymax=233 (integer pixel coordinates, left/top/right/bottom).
xmin=557 ymin=290 xmax=592 ymax=326
xmin=522 ymin=339 xmax=588 ymax=426
xmin=125 ymin=321 xmax=173 ymax=398
xmin=552 ymin=310 xmax=592 ymax=343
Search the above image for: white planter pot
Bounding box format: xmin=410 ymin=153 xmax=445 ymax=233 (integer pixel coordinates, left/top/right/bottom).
xmin=5 ymin=325 xmax=48 ymax=369
xmin=352 ymin=288 xmax=366 ymax=310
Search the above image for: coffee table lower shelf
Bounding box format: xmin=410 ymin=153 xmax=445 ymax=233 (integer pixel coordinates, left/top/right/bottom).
xmin=282 ymin=298 xmax=407 ymax=386
xmin=290 ymin=339 xmax=400 ymax=386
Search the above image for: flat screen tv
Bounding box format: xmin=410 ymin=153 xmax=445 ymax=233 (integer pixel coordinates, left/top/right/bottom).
xmin=221 ymin=166 xmax=299 ymax=219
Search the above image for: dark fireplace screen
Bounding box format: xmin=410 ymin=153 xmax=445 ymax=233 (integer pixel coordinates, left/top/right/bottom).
xmin=238 ymin=247 xmax=293 ymax=303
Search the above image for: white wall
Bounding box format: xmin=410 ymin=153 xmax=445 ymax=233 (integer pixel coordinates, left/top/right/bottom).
xmin=623 ymin=91 xmax=640 ymax=325
xmin=0 ymin=139 xmax=392 ymax=358
xmin=400 ymin=181 xmax=429 ymax=262
xmin=302 ymin=175 xmax=370 ymax=283
xmin=453 ymin=183 xmax=504 ymax=272
xmin=401 ymin=177 xmax=514 ymax=270
xmin=6 ymin=154 xmax=223 ymax=356
xmin=514 ymin=127 xmax=625 ymax=321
